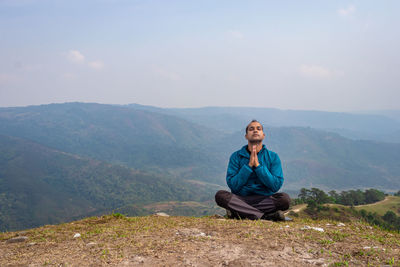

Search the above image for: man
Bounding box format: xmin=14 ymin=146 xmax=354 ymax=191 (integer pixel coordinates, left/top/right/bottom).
xmin=215 ymin=120 xmax=290 ymax=221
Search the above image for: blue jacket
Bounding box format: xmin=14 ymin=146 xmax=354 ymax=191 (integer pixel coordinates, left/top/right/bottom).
xmin=226 ymin=145 xmax=284 ymax=196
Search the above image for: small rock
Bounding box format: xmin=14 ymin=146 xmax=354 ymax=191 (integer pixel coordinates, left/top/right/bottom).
xmin=337 ymin=223 xmax=345 ymax=227
xmin=194 ymin=232 xmax=211 ymax=238
xmin=155 ymin=212 xmax=169 ymax=217
xmin=133 ymin=256 xmax=145 ymax=263
xmin=363 ymin=246 xmax=371 ymax=249
xmin=305 ymin=258 xmax=325 ymax=265
xmin=17 ymin=231 xmax=28 ymax=236
xmin=86 ymin=242 xmax=97 ymax=247
xmin=73 ymin=233 xmax=81 ymax=238
xmin=27 ymin=242 xmax=36 ymax=246
xmin=301 ymin=226 xmax=324 ymax=232
xmin=6 ymin=236 xmax=28 ymax=244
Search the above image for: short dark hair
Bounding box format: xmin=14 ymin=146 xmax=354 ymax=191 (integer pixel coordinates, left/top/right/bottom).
xmin=246 ymin=119 xmax=263 ymax=133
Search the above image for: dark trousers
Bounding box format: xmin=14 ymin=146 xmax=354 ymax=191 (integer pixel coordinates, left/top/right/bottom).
xmin=215 ymin=190 xmax=291 ymax=220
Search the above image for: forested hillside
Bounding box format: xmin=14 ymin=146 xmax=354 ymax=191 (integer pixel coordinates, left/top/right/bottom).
xmin=0 ymin=135 xmax=216 ymax=231
xmin=1 ymin=103 xmax=400 ymax=231
xmin=0 ymin=103 xmax=227 ymax=184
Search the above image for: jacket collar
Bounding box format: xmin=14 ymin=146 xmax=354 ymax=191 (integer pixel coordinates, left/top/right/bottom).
xmin=239 ymin=144 xmax=266 ymax=158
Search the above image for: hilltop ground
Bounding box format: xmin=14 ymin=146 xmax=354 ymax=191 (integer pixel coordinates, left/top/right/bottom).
xmin=1 ymin=214 xmax=400 ymax=266
xmin=355 ymin=196 xmax=400 ymax=216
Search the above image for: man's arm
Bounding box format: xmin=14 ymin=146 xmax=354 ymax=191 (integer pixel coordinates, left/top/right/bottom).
xmin=254 ymin=152 xmax=283 ymax=193
xmin=226 ymin=153 xmax=252 ymax=194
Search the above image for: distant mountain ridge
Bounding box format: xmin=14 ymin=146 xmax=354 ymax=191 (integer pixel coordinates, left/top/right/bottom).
xmin=127 ymin=104 xmax=400 ymax=143
xmin=1 ymin=102 xmax=400 ymax=231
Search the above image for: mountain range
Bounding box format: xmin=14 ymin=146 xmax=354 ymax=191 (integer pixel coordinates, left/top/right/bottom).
xmin=0 ymin=102 xmax=399 ymax=230
xmin=127 ymin=104 xmax=400 ymax=143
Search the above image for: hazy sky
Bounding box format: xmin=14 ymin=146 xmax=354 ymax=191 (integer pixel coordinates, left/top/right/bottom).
xmin=1 ymin=0 xmax=399 ymax=111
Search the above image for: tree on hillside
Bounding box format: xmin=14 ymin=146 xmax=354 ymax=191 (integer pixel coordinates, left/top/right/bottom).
xmin=298 ymin=188 xmax=330 ymax=205
xmin=364 ymin=189 xmax=385 ymax=204
xmin=328 ymin=190 xmax=339 ymax=203
xmin=394 ymin=190 xmax=400 ymax=197
xmin=382 ymin=211 xmax=397 ymax=225
xmin=297 ymin=187 xmax=388 ymax=210
xmin=344 ymin=190 xmax=365 ymax=205
xmin=338 ymin=191 xmax=355 ymax=206
xmin=298 ymin=188 xmax=310 ymax=203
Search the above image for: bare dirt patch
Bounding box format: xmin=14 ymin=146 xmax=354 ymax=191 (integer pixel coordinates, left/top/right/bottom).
xmin=1 ymin=215 xmax=399 ymax=266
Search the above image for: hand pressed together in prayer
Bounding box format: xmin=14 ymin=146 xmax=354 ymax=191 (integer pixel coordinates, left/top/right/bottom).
xmin=248 ymin=145 xmax=260 ymax=168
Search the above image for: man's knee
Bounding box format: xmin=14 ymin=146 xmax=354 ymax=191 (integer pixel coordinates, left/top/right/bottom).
xmin=276 ymin=192 xmax=291 ymax=211
xmin=215 ymin=190 xmax=232 ymax=208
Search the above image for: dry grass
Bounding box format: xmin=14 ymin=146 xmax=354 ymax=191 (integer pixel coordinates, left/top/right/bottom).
xmin=355 ymin=196 xmax=400 ymax=216
xmin=1 ymin=214 xmax=400 ymax=266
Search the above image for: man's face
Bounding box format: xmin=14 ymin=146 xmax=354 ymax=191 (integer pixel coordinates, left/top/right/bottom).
xmin=245 ymin=122 xmax=265 ymax=143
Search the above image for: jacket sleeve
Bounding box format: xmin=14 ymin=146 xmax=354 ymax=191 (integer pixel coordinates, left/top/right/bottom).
xmin=226 ymin=152 xmax=252 ymax=194
xmin=254 ymin=152 xmax=283 ymax=193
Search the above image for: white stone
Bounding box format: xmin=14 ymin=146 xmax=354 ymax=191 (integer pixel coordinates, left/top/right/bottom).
xmin=155 ymin=212 xmax=170 ymax=217
xmin=73 ymin=233 xmax=81 ymax=238
xmin=301 ymin=226 xmax=324 ymax=232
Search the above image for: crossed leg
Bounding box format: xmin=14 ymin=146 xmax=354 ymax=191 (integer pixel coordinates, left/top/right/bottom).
xmin=215 ymin=190 xmax=291 ymax=220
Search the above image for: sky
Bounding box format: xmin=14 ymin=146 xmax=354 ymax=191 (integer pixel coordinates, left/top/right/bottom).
xmin=0 ymin=0 xmax=399 ymax=111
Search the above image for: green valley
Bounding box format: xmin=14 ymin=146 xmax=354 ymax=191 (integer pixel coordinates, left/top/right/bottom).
xmin=1 ymin=102 xmax=400 ymax=231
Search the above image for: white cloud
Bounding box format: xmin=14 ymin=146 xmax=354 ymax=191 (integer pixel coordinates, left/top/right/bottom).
xmin=65 ymin=50 xmax=105 ymax=70
xmin=67 ymin=50 xmax=85 ymax=64
xmin=227 ymin=30 xmax=244 ymax=39
xmin=88 ymin=60 xmax=105 ymax=70
xmin=338 ymin=5 xmax=355 ymax=17
xmin=299 ymin=65 xmax=341 ymax=79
